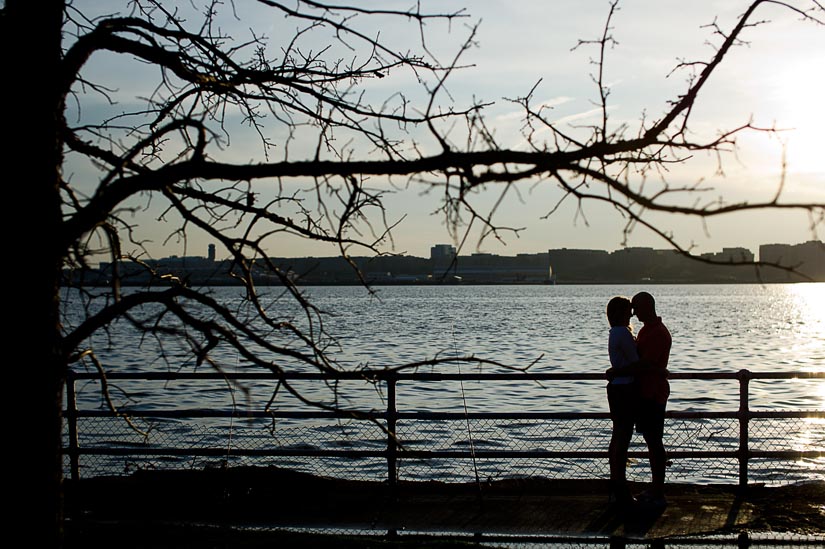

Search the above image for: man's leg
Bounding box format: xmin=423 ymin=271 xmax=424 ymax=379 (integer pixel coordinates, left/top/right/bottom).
xmin=640 ymin=398 xmax=667 ymax=501
xmin=643 ymin=432 xmax=666 ymax=498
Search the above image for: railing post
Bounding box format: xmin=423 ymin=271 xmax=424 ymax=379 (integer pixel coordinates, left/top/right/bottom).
xmin=737 ymin=369 xmax=751 ymax=488
xmin=386 ymin=372 xmax=398 ymax=486
xmin=66 ymin=371 xmax=80 ymax=482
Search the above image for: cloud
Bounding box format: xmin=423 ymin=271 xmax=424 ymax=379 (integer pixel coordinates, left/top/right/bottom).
xmin=495 ymin=97 xmax=574 ymax=122
xmin=552 ymin=107 xmax=607 ymax=126
xmin=506 ymin=106 xmax=611 ymax=151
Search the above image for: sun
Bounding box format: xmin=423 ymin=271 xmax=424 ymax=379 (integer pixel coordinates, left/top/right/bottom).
xmin=769 ymin=60 xmax=825 ymax=174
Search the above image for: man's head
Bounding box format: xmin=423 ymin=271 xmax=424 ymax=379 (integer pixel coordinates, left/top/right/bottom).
xmin=632 ymin=291 xmax=657 ymax=323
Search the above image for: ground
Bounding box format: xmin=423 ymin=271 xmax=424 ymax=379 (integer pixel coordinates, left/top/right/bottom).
xmin=64 ymin=466 xmax=825 ymax=547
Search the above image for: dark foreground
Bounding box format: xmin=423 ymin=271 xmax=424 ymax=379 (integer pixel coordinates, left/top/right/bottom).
xmin=65 ymin=467 xmax=825 ymax=548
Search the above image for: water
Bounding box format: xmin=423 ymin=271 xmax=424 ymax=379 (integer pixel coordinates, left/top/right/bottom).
xmin=63 ymin=283 xmax=825 ymax=483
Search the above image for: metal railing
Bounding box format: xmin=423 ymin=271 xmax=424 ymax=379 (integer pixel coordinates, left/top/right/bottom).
xmin=63 ymin=369 xmax=825 ymax=486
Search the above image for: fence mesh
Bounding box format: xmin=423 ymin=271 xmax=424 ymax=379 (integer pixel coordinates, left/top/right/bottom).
xmin=63 ymin=413 xmax=824 ymax=485
xmin=160 ymin=527 xmax=824 ymax=548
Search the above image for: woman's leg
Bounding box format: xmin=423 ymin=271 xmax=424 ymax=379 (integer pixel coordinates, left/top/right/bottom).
xmin=607 ymin=384 xmax=635 ymax=502
xmin=609 ymin=425 xmax=633 ymax=483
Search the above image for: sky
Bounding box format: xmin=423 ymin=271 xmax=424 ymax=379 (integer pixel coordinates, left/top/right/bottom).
xmin=67 ymin=1 xmax=824 ymax=261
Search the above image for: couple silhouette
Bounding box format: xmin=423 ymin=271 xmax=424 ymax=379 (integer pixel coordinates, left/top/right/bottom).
xmin=605 ymin=291 xmax=672 ymax=509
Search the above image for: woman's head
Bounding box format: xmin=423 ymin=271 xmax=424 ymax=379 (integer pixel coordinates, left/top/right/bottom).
xmin=606 ymin=296 xmax=633 ymax=327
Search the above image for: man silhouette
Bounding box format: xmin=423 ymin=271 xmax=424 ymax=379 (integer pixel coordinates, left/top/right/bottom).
xmin=632 ymin=291 xmax=671 ymax=507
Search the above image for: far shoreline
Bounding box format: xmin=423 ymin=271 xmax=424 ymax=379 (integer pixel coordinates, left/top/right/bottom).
xmin=63 ymin=279 xmax=824 ymax=287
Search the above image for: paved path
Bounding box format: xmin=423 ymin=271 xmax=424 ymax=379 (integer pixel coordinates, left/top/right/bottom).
xmin=66 ymin=469 xmax=825 ymax=543
xmin=269 ymin=483 xmax=760 ymax=539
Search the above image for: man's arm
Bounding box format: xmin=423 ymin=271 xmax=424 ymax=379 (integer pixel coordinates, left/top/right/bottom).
xmin=605 ymin=359 xmax=668 ymax=380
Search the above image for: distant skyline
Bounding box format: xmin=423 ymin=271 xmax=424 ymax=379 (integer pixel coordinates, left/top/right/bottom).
xmin=89 ymin=238 xmax=823 ymax=285
xmin=170 ymin=238 xmax=821 ymax=263
xmin=69 ymin=1 xmax=824 ymax=261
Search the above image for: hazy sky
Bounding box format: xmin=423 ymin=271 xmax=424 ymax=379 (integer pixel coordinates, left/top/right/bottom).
xmin=69 ymin=1 xmax=824 ymax=260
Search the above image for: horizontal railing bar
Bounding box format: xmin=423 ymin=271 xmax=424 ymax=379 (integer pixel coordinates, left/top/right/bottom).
xmin=59 ymin=448 xmax=825 ymax=460
xmin=65 ymin=448 xmax=389 ymax=458
xmin=66 ymin=371 xmax=825 ymax=381
xmin=747 ymin=450 xmax=825 ymax=458
xmin=67 ymin=409 xmax=388 ymax=419
xmin=746 ymin=411 xmax=825 ymax=419
xmin=391 ymin=450 xmax=825 ymax=459
xmin=65 ymin=409 xmax=825 ymax=420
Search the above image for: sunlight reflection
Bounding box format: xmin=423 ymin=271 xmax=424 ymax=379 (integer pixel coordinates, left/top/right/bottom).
xmin=793 ymin=418 xmax=825 ymax=451
xmin=781 ymin=283 xmax=825 ymax=372
xmin=787 ymin=283 xmax=825 ymax=324
xmin=820 ymin=379 xmax=825 ymax=410
xmin=785 ymin=378 xmax=825 ymax=461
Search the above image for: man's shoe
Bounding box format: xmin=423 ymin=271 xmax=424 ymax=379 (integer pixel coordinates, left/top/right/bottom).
xmin=637 ymin=489 xmax=667 ymax=508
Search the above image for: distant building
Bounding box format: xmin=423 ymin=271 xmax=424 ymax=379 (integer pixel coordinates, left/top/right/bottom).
xmin=447 ymin=251 xmax=551 ymax=283
xmin=545 ymin=243 xmax=822 ymax=283
xmin=429 ymin=244 xmax=458 ymax=279
xmin=547 ymin=248 xmax=611 ymax=283
xmin=430 ymin=244 xmax=456 ymax=261
xmin=701 ymin=247 xmax=755 ymax=263
xmin=759 ymin=241 xmax=825 ymax=281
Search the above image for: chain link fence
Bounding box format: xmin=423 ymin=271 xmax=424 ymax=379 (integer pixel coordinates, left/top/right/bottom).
xmin=218 ymin=530 xmax=825 ymax=549
xmin=63 ymin=371 xmax=824 ymax=486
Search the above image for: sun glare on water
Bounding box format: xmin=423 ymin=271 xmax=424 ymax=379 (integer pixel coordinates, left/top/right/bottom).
xmin=789 ymin=284 xmax=825 ymax=406
xmin=785 ymin=283 xmax=825 ymax=369
xmin=778 ymin=284 xmax=825 ymax=463
xmin=790 ymin=281 xmax=825 ymax=312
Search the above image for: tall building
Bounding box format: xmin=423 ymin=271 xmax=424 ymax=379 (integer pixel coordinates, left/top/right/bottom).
xmin=430 ymin=244 xmax=457 ymax=261
xmin=430 ymin=244 xmax=457 ymax=275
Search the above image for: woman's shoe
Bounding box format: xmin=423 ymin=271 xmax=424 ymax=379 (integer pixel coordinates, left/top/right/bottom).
xmin=608 ymin=487 xmax=637 ymax=506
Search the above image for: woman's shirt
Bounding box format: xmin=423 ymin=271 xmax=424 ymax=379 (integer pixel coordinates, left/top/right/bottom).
xmin=608 ymin=326 xmax=638 ymax=385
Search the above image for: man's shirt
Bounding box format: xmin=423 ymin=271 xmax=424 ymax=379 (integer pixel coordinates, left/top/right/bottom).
xmin=636 ymin=316 xmax=672 ymax=404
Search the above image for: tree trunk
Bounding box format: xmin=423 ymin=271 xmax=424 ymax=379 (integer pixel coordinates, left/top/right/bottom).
xmin=3 ymin=1 xmax=68 ymax=546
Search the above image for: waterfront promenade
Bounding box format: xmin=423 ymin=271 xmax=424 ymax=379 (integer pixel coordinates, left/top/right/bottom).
xmin=65 ymin=466 xmax=825 ymax=547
